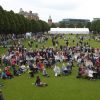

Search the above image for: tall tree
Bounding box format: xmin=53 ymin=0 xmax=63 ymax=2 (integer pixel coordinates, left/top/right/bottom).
xmin=3 ymin=11 xmax=11 ymax=34
xmin=68 ymin=24 xmax=75 ymax=28
xmin=9 ymin=11 xmax=17 ymax=34
xmin=0 ymin=6 xmax=50 ymax=35
xmin=39 ymin=20 xmax=50 ymax=32
xmin=59 ymin=21 xmax=66 ymax=28
xmin=91 ymin=20 xmax=100 ymax=34
xmin=51 ymin=23 xmax=57 ymax=28
xmin=86 ymin=22 xmax=91 ymax=31
xmin=76 ymin=23 xmax=84 ymax=28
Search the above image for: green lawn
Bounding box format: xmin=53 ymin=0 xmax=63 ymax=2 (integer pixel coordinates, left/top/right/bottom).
xmin=3 ymin=68 xmax=100 ymax=100
xmin=1 ymin=34 xmax=100 ymax=100
xmin=0 ymin=47 xmax=7 ymax=56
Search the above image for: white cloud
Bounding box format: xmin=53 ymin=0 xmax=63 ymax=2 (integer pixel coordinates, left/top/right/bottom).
xmin=0 ymin=0 xmax=100 ymax=22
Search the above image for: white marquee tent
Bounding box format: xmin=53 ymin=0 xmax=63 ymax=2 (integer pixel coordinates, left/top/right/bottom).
xmin=49 ymin=28 xmax=89 ymax=34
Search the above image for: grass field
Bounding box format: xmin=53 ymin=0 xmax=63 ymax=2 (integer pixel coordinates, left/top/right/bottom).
xmin=1 ymin=34 xmax=100 ymax=100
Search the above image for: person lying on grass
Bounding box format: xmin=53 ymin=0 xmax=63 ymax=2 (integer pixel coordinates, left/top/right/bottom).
xmin=34 ymin=76 xmax=48 ymax=87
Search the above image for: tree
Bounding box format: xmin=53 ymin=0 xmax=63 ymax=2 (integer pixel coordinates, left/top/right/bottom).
xmin=39 ymin=20 xmax=50 ymax=32
xmin=91 ymin=20 xmax=100 ymax=34
xmin=9 ymin=11 xmax=17 ymax=34
xmin=35 ymin=20 xmax=42 ymax=33
xmin=59 ymin=21 xmax=66 ymax=28
xmin=3 ymin=11 xmax=11 ymax=34
xmin=31 ymin=20 xmax=38 ymax=33
xmin=0 ymin=6 xmax=4 ymax=34
xmin=76 ymin=23 xmax=84 ymax=28
xmin=0 ymin=6 xmax=50 ymax=35
xmin=16 ymin=14 xmax=26 ymax=34
xmin=51 ymin=23 xmax=56 ymax=28
xmin=86 ymin=22 xmax=91 ymax=31
xmin=68 ymin=24 xmax=74 ymax=28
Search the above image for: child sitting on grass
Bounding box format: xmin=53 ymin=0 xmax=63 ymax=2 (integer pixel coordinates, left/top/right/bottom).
xmin=33 ymin=76 xmax=48 ymax=87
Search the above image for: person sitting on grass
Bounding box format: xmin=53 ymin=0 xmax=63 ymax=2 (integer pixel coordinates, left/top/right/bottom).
xmin=42 ymin=68 xmax=49 ymax=77
xmin=28 ymin=62 xmax=35 ymax=77
xmin=67 ymin=62 xmax=72 ymax=74
xmin=5 ymin=70 xmax=13 ymax=79
xmin=28 ymin=69 xmax=34 ymax=78
xmin=88 ymin=68 xmax=94 ymax=80
xmin=62 ymin=63 xmax=68 ymax=75
xmin=77 ymin=65 xmax=85 ymax=78
xmin=1 ymin=70 xmax=7 ymax=79
xmin=13 ymin=68 xmax=22 ymax=76
xmin=34 ymin=76 xmax=48 ymax=87
xmin=53 ymin=65 xmax=61 ymax=77
xmin=19 ymin=64 xmax=27 ymax=73
xmin=33 ymin=63 xmax=38 ymax=73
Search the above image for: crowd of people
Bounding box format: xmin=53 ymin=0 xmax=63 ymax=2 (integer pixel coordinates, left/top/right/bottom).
xmin=0 ymin=34 xmax=100 ymax=88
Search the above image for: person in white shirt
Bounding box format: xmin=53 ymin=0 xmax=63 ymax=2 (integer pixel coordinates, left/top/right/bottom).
xmin=88 ymin=68 xmax=93 ymax=80
xmin=20 ymin=65 xmax=27 ymax=72
xmin=53 ymin=65 xmax=61 ymax=77
xmin=62 ymin=63 xmax=68 ymax=75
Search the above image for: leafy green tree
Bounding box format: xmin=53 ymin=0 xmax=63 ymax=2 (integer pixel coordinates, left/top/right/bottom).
xmin=31 ymin=19 xmax=38 ymax=33
xmin=86 ymin=22 xmax=91 ymax=31
xmin=8 ymin=11 xmax=16 ymax=34
xmin=9 ymin=11 xmax=17 ymax=34
xmin=91 ymin=20 xmax=100 ymax=34
xmin=76 ymin=23 xmax=84 ymax=28
xmin=68 ymin=24 xmax=75 ymax=28
xmin=39 ymin=20 xmax=50 ymax=32
xmin=51 ymin=23 xmax=57 ymax=28
xmin=59 ymin=21 xmax=66 ymax=28
xmin=3 ymin=11 xmax=11 ymax=34
xmin=0 ymin=5 xmax=50 ymax=35
xmin=0 ymin=6 xmax=4 ymax=34
xmin=16 ymin=14 xmax=26 ymax=34
xmin=36 ymin=20 xmax=42 ymax=32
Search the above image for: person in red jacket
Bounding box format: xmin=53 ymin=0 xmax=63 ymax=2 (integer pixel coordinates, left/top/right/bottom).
xmin=95 ymin=60 xmax=100 ymax=68
xmin=6 ymin=70 xmax=13 ymax=79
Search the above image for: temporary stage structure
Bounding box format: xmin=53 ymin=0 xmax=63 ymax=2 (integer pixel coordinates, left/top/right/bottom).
xmin=49 ymin=28 xmax=89 ymax=34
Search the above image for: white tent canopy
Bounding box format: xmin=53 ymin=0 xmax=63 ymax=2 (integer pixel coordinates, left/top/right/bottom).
xmin=49 ymin=28 xmax=89 ymax=34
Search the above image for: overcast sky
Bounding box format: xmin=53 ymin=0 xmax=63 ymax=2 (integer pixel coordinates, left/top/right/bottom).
xmin=0 ymin=0 xmax=100 ymax=22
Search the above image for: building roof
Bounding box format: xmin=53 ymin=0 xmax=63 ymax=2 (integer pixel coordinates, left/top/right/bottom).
xmin=19 ymin=8 xmax=39 ymax=20
xmin=62 ymin=19 xmax=90 ymax=22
